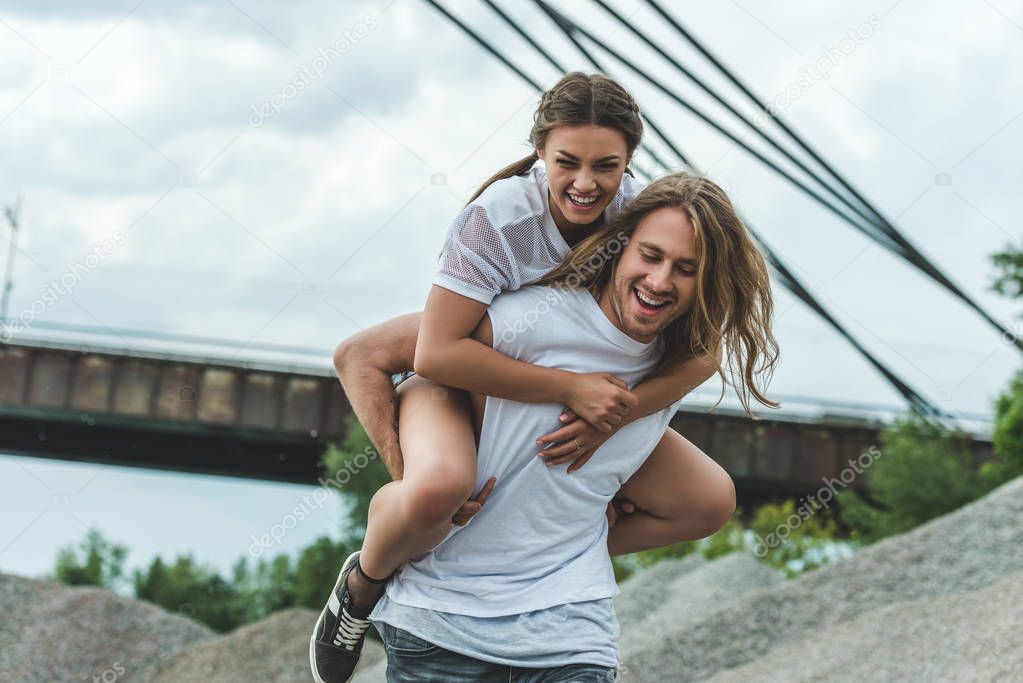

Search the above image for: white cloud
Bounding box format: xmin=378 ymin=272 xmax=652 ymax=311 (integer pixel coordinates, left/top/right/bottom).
xmin=0 ymin=0 xmax=1020 ymax=419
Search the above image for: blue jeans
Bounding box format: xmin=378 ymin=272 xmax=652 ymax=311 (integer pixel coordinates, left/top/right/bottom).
xmin=378 ymin=622 xmax=617 ymax=682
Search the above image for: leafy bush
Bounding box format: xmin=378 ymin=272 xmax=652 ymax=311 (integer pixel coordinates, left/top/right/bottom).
xmin=749 ymin=499 xmax=838 ymax=576
xmin=836 ymin=412 xmax=990 ymax=543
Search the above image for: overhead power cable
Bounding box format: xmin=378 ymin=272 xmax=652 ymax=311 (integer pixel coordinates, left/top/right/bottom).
xmin=527 ymin=0 xmax=941 ymax=416
xmin=644 ymin=0 xmax=880 ymax=221
xmin=424 ymin=0 xmax=543 ymax=89
xmin=539 ymin=0 xmax=1021 ymax=350
xmin=531 ymin=0 xmax=902 ymax=251
xmin=633 ymin=0 xmax=1020 ymax=350
xmin=589 ymin=0 xmax=900 ymax=246
xmin=478 ymin=0 xmax=681 ymax=174
xmin=421 ymin=0 xmax=943 ymax=416
xmin=486 ymin=0 xmax=694 ymax=177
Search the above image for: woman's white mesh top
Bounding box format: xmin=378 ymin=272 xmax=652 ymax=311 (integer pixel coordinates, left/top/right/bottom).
xmin=433 ymin=159 xmax=644 ymax=304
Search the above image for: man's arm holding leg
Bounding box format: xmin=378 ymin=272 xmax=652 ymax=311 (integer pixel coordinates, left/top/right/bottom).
xmin=333 ymin=312 xmax=421 ymax=480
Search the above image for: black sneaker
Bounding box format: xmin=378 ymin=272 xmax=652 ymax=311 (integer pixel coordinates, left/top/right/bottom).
xmin=309 ymin=551 xmax=373 ymax=683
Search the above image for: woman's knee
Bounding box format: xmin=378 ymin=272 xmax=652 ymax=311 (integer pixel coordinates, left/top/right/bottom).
xmin=392 ymin=376 xmax=477 ymax=526
xmin=402 ymin=467 xmax=476 ymax=527
xmin=686 ymin=470 xmax=736 ymax=537
xmin=706 ymin=471 xmax=737 ymax=527
xmin=651 ymin=467 xmax=735 ymax=540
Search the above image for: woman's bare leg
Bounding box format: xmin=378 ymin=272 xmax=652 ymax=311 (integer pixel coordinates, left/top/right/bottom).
xmin=608 ymin=428 xmax=736 ymax=556
xmin=356 ymin=374 xmax=478 ymax=580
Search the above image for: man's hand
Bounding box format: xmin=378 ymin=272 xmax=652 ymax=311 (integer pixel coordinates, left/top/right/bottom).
xmin=564 ymin=373 xmax=638 ymax=432
xmin=535 ymin=409 xmax=619 ymax=472
xmin=451 ymin=477 xmax=496 ymax=526
xmin=606 ymin=495 xmax=636 ymax=527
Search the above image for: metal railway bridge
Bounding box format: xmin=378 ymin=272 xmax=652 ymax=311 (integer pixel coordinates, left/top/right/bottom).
xmin=0 ymin=338 xmax=993 ymax=507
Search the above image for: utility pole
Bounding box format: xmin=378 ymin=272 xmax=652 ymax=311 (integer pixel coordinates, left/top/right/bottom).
xmin=2 ymin=195 xmax=22 ymax=323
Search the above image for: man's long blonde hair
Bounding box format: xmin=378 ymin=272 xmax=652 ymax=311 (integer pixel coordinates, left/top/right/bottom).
xmin=536 ymin=172 xmax=780 ymax=415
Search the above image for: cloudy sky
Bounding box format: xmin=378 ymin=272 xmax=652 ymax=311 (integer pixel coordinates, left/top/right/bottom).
xmin=1 ymin=0 xmax=1021 ymax=580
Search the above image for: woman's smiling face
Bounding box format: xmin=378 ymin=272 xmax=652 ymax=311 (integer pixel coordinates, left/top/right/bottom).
xmin=538 ymin=124 xmax=629 ymax=234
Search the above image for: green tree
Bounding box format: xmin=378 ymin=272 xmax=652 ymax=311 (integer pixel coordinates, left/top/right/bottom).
xmin=988 ymin=369 xmax=1023 ymax=486
xmin=991 ymin=242 xmax=1023 ymax=302
xmin=133 ymin=555 xmax=246 ymax=632
xmin=988 ymin=241 xmax=1023 ymax=488
xmin=256 ymin=553 xmax=297 ymax=614
xmin=228 ymin=553 xmax=297 ymax=621
xmin=53 ymin=528 xmax=127 ymax=590
xmin=836 ymin=413 xmax=989 ymax=543
xmin=293 ymin=535 xmax=354 ymax=609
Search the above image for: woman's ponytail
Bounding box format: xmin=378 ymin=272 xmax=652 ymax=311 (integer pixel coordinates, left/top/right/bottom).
xmin=466 ymin=151 xmax=539 ymax=205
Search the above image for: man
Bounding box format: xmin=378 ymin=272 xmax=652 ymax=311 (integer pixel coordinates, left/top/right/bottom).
xmin=317 ymin=172 xmax=777 ymax=681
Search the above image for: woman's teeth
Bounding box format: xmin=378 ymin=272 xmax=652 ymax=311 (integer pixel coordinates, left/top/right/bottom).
xmin=568 ymin=192 xmax=598 ymax=208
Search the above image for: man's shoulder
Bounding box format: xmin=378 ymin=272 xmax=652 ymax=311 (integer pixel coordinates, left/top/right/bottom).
xmin=491 ymin=283 xmax=588 ymax=311
xmin=487 ymin=285 xmax=590 ymax=352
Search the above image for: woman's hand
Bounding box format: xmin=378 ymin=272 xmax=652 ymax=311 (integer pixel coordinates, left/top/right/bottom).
xmin=536 ymin=410 xmax=619 ymax=472
xmin=565 ymin=372 xmax=638 ymax=432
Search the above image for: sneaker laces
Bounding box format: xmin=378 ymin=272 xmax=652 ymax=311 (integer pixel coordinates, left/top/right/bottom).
xmin=332 ymin=607 xmax=371 ymax=650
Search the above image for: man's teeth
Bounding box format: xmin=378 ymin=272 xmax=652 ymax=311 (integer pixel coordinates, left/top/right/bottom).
xmin=568 ymin=193 xmax=597 ymax=205
xmin=636 ymin=288 xmax=669 ymax=308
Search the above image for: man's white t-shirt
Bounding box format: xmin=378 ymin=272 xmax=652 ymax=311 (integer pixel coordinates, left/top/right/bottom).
xmin=433 ymin=159 xmax=645 ymax=304
xmin=380 ymin=285 xmax=683 ymax=618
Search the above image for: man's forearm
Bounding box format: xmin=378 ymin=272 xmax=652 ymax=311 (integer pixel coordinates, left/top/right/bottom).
xmin=336 ymin=360 xmax=405 ymax=479
xmin=332 ymin=312 xmax=422 ymax=480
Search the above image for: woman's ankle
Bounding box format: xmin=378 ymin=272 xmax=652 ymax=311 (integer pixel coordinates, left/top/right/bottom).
xmin=346 ymin=565 xmax=387 ymax=614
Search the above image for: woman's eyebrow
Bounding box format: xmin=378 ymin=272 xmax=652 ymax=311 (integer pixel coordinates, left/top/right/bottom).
xmin=555 ymin=150 xmax=622 ymax=163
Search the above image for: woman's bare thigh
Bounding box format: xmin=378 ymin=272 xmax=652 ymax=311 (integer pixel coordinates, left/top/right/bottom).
xmin=620 ymin=427 xmax=732 ymax=519
xmin=395 ymin=374 xmax=478 ymax=485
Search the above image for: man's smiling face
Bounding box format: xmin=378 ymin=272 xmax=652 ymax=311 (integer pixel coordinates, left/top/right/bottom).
xmin=600 ymin=206 xmax=699 ymax=343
